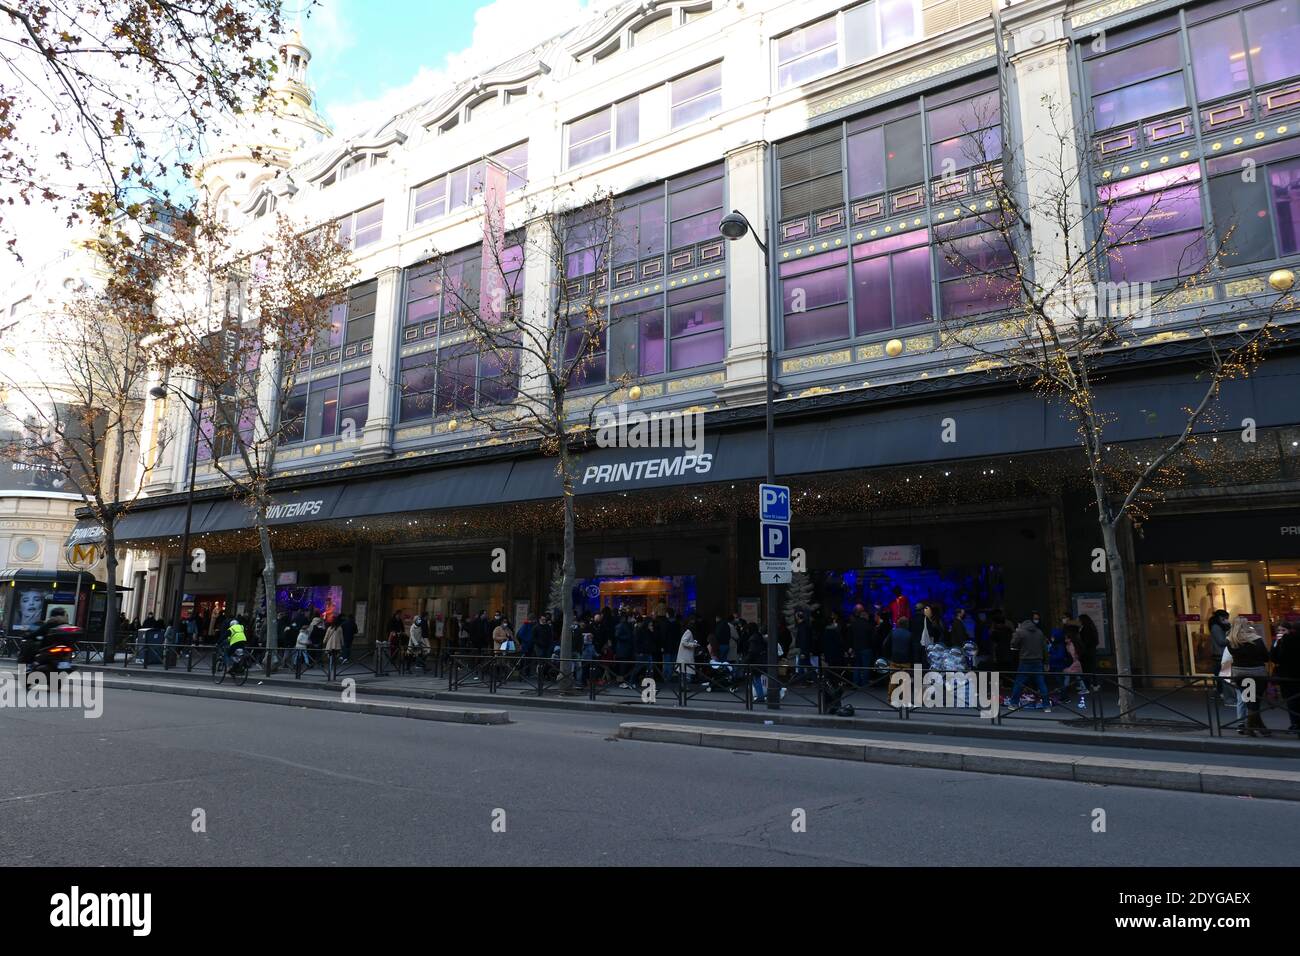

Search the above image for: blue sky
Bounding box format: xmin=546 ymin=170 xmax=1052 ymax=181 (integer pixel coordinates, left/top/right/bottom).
xmin=298 ymin=0 xmax=606 ymax=134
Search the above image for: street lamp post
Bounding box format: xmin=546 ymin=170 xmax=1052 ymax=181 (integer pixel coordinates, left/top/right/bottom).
xmin=719 ymin=209 xmax=782 ymax=710
xmin=150 ymin=381 xmax=203 ymax=642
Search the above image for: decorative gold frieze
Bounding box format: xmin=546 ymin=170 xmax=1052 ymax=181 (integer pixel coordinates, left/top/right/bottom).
xmin=1162 ymin=286 xmax=1216 ymax=307
xmin=1071 ymin=0 xmax=1161 ymax=28
xmin=857 ymin=343 xmax=885 ymax=360
xmin=1224 ymin=277 xmax=1267 ymax=298
xmin=903 ymin=334 xmax=936 ymax=352
xmin=810 ymin=44 xmax=997 ymax=118
xmin=781 ymin=349 xmax=852 ymax=374
xmin=667 ymin=371 xmax=725 ymax=394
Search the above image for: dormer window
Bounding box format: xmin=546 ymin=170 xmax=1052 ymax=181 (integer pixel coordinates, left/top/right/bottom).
xmin=467 ymin=91 xmax=502 ymax=121
xmin=630 ymin=12 xmax=673 ymax=46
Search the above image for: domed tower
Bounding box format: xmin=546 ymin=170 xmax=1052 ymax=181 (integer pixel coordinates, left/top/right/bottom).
xmin=196 ymin=26 xmax=333 ymax=224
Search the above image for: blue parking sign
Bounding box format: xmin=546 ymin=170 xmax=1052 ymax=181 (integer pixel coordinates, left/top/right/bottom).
xmin=760 ymin=521 xmax=791 ymax=560
xmin=759 ymin=484 xmax=790 ymax=523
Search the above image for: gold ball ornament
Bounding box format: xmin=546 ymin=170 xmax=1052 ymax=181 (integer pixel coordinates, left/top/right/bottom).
xmin=885 ymin=338 xmax=904 ymax=358
xmin=1268 ymin=268 xmax=1295 ymax=292
xmin=628 ymin=384 xmax=642 ymax=401
xmin=447 ymin=418 xmax=459 ymax=431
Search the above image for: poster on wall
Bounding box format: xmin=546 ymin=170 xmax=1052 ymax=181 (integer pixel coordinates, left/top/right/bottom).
xmin=1179 ymin=571 xmax=1254 ymax=675
xmin=513 ymin=600 xmax=530 ymax=626
xmin=1071 ymin=593 xmax=1110 ymax=655
xmin=738 ymin=597 xmax=760 ymax=624
xmin=354 ymin=601 xmax=367 ymax=634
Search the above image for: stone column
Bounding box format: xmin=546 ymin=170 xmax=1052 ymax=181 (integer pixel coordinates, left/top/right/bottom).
xmin=1007 ymin=15 xmax=1086 ymax=320
xmin=719 ymin=140 xmax=771 ymax=404
xmin=360 ymin=266 xmax=402 ymax=458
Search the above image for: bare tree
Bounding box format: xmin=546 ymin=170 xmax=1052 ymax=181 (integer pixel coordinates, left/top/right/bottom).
xmin=931 ymin=93 xmax=1295 ymax=711
xmin=0 ymin=223 xmax=168 ymax=658
xmin=142 ymin=209 xmax=355 ymax=662
xmin=429 ymin=185 xmax=629 ymax=684
xmin=0 ymin=0 xmax=295 ymax=259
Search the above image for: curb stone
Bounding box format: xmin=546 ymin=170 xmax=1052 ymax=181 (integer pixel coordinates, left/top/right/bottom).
xmin=616 ymin=723 xmax=1300 ymax=801
xmin=90 ymin=673 xmax=510 ymax=724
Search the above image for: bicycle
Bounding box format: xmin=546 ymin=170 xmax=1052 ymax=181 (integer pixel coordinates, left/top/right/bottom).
xmin=214 ymin=645 xmax=252 ymax=686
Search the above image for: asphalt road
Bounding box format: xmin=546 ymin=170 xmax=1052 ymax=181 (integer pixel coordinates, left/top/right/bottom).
xmin=3 ymin=687 xmax=1298 ymax=866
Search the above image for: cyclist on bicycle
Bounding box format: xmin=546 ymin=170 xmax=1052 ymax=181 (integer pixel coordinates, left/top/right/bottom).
xmin=221 ymin=616 xmax=248 ymax=667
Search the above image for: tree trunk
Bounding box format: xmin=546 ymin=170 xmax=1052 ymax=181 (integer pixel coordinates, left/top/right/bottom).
xmin=256 ymin=517 xmax=278 ymax=675
xmin=103 ymin=526 xmax=119 ymax=663
xmin=558 ymin=457 xmax=577 ymax=693
xmin=1099 ymin=518 xmax=1136 ymax=719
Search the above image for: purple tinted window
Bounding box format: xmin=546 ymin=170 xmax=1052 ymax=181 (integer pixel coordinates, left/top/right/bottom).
xmin=785 ymin=303 xmax=849 ymax=348
xmin=1088 ymin=35 xmax=1181 ymax=94
xmin=1106 ymin=183 xmax=1204 ymax=244
xmin=892 ymin=246 xmax=933 ymax=327
xmin=306 ymin=384 xmax=338 ymax=439
xmin=398 ymin=356 xmax=435 ymax=421
xmin=853 ymin=256 xmax=891 ymax=334
xmin=569 ymin=109 xmax=610 ymax=146
xmin=672 ymin=178 xmax=724 ymax=219
xmin=776 ymin=16 xmax=839 ymax=89
xmin=927 ymin=92 xmax=1000 ymax=141
xmin=436 ymin=349 xmax=477 ymax=413
xmin=1092 ymin=75 xmax=1186 ymax=130
xmin=941 ymin=275 xmax=1018 ymax=318
xmin=783 ymin=250 xmax=849 ymax=348
xmin=884 ymin=114 xmax=924 ymax=187
xmin=339 ymin=376 xmax=368 ymax=411
xmin=1246 ymin=0 xmax=1300 ymax=86
xmin=670 ymin=296 xmax=723 ymax=337
xmin=937 ymin=230 xmax=1012 ymax=281
xmin=639 ymin=313 xmax=665 ymax=375
xmin=1272 ymin=159 xmax=1300 ymax=254
xmin=853 ymin=230 xmax=929 ymax=257
xmin=669 ymin=291 xmax=724 ymax=370
xmin=671 ymin=64 xmax=722 ymax=128
xmin=848 ymin=126 xmax=885 ymax=198
xmin=1109 ymin=232 xmax=1208 ymax=282
xmin=783 ymin=263 xmax=848 ymax=313
xmin=280 ymin=387 xmax=307 ymax=444
xmin=1190 ymin=17 xmax=1249 ymax=102
xmin=671 ymin=329 xmax=723 ymax=370
xmin=779 ymin=247 xmax=849 ymax=278
xmin=616 ymin=96 xmax=640 ymax=149
xmin=930 ymin=125 xmax=1002 ymax=174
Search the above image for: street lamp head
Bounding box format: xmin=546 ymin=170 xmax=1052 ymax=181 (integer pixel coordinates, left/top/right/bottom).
xmin=148 ymin=385 xmax=168 ymax=400
xmin=718 ymin=211 xmax=750 ymax=241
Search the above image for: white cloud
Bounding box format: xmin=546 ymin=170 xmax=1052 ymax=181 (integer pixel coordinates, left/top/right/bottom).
xmin=320 ymin=0 xmax=614 ymax=137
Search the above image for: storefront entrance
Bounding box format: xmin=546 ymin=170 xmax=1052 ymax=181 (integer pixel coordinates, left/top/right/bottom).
xmin=1136 ymin=508 xmax=1300 ymax=676
xmin=386 ymin=581 xmax=508 ymax=640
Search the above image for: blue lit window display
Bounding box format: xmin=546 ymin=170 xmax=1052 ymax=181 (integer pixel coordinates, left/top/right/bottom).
xmin=820 ymin=566 xmax=1005 ymax=622
xmin=572 ymin=576 xmax=697 ymax=618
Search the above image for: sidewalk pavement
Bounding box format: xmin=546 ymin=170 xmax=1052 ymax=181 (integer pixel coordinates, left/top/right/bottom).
xmin=15 ymin=657 xmax=1298 ymax=759
xmin=616 ymin=722 xmax=1300 ymax=802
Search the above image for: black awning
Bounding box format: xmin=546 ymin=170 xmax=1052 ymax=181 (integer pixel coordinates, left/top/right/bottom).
xmin=333 ymin=460 xmax=515 ymax=518
xmin=64 ymin=520 xmax=106 ymax=547
xmin=114 ymin=502 xmax=213 ymax=542
xmin=199 ymin=484 xmax=349 ymax=533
